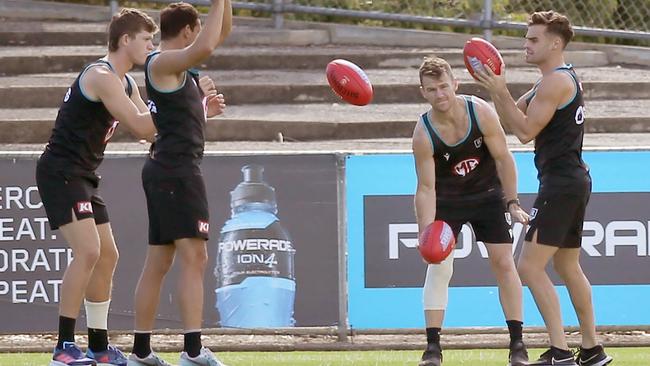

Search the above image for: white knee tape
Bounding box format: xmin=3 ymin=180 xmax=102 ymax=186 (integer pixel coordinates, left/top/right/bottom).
xmin=85 ymin=299 xmax=110 ymax=329
xmin=422 ymin=254 xmax=454 ymax=310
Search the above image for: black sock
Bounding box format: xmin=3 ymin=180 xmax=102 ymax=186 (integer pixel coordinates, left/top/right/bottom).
xmin=133 ymin=332 xmax=152 ymax=359
xmin=184 ymin=331 xmax=202 ymax=358
xmin=580 ymin=345 xmax=602 ymax=357
xmin=506 ymin=320 xmax=523 ymax=346
xmin=56 ymin=316 xmax=76 ymax=350
xmin=88 ymin=328 xmax=109 ymax=353
xmin=425 ymin=327 xmax=441 ymax=347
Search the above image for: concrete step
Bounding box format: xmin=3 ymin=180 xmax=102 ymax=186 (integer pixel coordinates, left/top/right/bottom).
xmin=2 ymin=101 xmax=648 ymax=142
xmin=0 ymin=21 xmax=331 ymax=47
xmin=0 ymin=0 xmax=110 ymax=22
xmin=0 ymin=45 xmax=611 ymax=76
xmin=0 ymin=67 xmax=647 ymax=108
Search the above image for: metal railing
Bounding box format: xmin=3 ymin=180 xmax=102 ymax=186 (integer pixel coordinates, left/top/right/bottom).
xmin=110 ymin=0 xmax=650 ymax=42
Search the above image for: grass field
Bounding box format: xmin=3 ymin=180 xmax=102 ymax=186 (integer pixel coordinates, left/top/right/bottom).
xmin=0 ymin=348 xmax=648 ymax=365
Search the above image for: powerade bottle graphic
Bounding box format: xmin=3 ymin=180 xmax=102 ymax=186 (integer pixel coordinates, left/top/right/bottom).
xmin=215 ymin=164 xmax=296 ymax=328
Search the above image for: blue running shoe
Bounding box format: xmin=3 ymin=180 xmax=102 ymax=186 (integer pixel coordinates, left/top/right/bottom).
xmin=50 ymin=342 xmax=97 ymax=366
xmin=87 ymin=345 xmax=128 ymax=366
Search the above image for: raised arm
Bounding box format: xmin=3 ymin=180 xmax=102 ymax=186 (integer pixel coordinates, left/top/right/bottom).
xmin=151 ymin=0 xmax=231 ymax=76
xmin=474 ymin=64 xmax=573 ymax=144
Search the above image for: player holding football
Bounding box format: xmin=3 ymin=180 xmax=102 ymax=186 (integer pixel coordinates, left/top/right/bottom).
xmin=413 ymin=56 xmax=529 ymax=366
xmin=473 ymin=10 xmax=612 ymax=366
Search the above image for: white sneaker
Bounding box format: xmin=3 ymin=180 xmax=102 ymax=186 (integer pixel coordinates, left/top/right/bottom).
xmin=179 ymin=347 xmax=227 ymax=366
xmin=127 ymin=352 xmax=173 ymax=366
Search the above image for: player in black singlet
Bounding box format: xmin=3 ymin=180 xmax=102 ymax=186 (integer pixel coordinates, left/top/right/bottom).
xmin=474 ymin=11 xmax=612 ymax=366
xmin=413 ymin=56 xmax=530 ymax=366
xmin=127 ymin=2 xmax=231 ymax=366
xmin=36 ymin=9 xmax=158 ymax=366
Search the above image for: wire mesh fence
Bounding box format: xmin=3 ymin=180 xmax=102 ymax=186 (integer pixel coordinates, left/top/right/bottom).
xmin=119 ymin=0 xmax=650 ymax=41
xmin=230 ymin=0 xmax=650 ymax=39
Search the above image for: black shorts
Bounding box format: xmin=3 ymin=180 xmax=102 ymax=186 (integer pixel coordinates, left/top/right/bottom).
xmin=142 ymin=160 xmax=209 ymax=245
xmin=525 ymin=181 xmax=592 ymax=248
xmin=35 ymin=164 xmax=109 ymax=230
xmin=436 ymin=199 xmax=512 ymax=244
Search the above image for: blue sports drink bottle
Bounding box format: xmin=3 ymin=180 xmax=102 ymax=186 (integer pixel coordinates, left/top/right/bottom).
xmin=215 ymin=164 xmax=296 ymax=328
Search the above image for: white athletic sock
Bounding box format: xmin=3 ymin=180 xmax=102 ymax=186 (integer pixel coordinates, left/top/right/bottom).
xmin=84 ymin=299 xmax=110 ymax=329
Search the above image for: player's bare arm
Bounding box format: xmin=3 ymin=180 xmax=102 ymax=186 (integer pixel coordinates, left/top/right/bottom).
xmin=126 ymin=74 xmax=158 ymax=142
xmin=83 ymin=67 xmax=155 ymax=139
xmin=474 ymin=98 xmax=529 ymax=224
xmin=474 ymin=64 xmax=574 ymax=144
xmin=150 ymin=0 xmax=232 ymax=81
xmin=413 ymin=121 xmax=437 ymax=235
xmin=515 ymin=87 xmax=537 ymax=114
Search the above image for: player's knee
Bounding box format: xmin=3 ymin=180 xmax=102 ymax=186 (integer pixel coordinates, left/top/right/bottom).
xmin=180 ymin=247 xmax=208 ymax=269
xmin=552 ymin=260 xmax=581 ymax=281
xmin=489 ymin=253 xmax=516 ymax=275
xmin=516 ymin=260 xmax=534 ymax=284
xmin=422 ymin=260 xmax=453 ymax=310
xmin=75 ymin=244 xmax=101 ymax=269
xmin=99 ymin=244 xmax=119 ymax=269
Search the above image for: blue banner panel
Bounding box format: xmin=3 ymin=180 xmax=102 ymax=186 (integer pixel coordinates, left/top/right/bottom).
xmin=346 ymin=151 xmax=650 ymax=328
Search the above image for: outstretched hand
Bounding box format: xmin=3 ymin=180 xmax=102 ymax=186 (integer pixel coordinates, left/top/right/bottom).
xmin=473 ymin=61 xmax=508 ymax=94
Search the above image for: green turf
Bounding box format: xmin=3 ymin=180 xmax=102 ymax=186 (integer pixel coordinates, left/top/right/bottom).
xmin=1 ymin=348 xmax=647 ymax=365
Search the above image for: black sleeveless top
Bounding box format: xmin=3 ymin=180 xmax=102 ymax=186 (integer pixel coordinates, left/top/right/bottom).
xmin=526 ymin=65 xmax=590 ymax=192
xmin=421 ymin=95 xmax=503 ymax=205
xmin=144 ymin=51 xmax=206 ymax=172
xmin=40 ymin=60 xmax=133 ymax=177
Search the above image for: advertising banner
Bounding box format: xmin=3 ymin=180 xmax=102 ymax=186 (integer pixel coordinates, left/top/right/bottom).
xmin=0 ymin=154 xmax=339 ymax=332
xmin=347 ymin=151 xmax=650 ymax=328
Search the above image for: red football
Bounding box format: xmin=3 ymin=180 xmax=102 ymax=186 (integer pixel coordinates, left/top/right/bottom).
xmin=326 ymin=59 xmax=373 ymax=106
xmin=463 ymin=37 xmax=504 ymax=80
xmin=418 ymin=220 xmax=456 ymax=264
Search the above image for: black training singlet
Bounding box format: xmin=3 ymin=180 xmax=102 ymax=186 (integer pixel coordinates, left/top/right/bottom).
xmin=41 ymin=60 xmax=132 ymax=175
xmin=144 ymin=51 xmax=206 ymax=171
xmin=420 ymin=95 xmax=503 ymax=204
xmin=526 ymin=65 xmax=589 ymax=191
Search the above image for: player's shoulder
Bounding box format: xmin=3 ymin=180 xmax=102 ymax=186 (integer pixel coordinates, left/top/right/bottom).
xmin=463 ymin=95 xmax=496 ymax=119
xmin=539 ymin=70 xmax=574 ymax=91
xmin=83 ymin=63 xmax=117 ymax=84
xmin=464 ymin=94 xmax=490 ymax=109
xmin=412 ymin=113 xmax=433 ymax=151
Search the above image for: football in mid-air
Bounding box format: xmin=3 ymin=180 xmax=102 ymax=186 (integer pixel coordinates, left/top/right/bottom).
xmin=325 ymin=59 xmax=373 ymax=106
xmin=418 ymin=220 xmax=456 ymax=264
xmin=463 ymin=37 xmax=503 ymax=80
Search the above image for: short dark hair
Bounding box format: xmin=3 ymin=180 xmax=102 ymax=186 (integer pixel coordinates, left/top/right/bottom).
xmin=528 ymin=10 xmax=574 ymax=48
xmin=108 ymin=8 xmax=158 ymax=52
xmin=160 ymin=2 xmax=200 ymax=41
xmin=419 ymin=56 xmax=454 ymax=86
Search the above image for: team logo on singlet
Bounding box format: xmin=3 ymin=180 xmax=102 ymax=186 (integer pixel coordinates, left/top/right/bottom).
xmin=76 ymin=201 xmax=93 ymax=214
xmin=104 ymin=120 xmax=119 ymax=143
xmin=453 ymin=158 xmax=480 ymax=176
xmin=575 ymin=106 xmax=585 ymax=125
xmin=198 ymin=220 xmax=210 ymax=234
xmin=530 ymin=208 xmax=538 ymax=220
xmin=474 ymin=137 xmax=483 ymax=148
xmin=63 ymin=88 xmax=71 ymax=103
xmin=147 ymin=100 xmax=157 ymax=114
xmin=443 ymin=153 xmax=451 ymax=161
